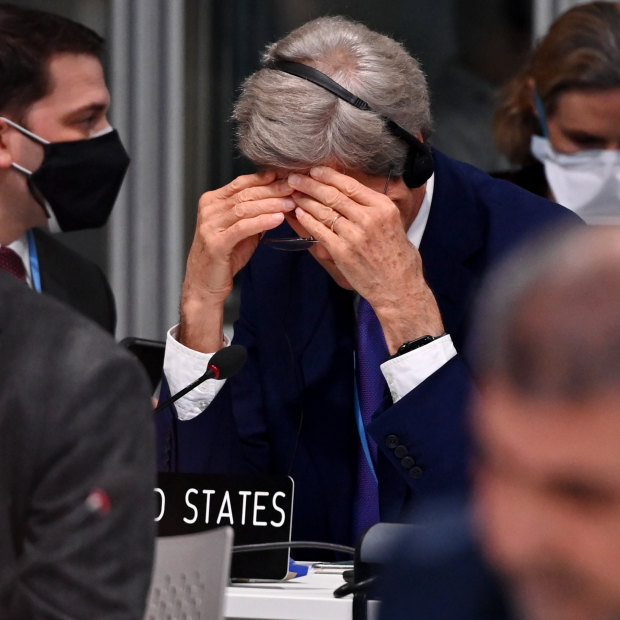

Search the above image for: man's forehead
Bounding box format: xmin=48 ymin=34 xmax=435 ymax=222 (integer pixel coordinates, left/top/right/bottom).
xmin=271 ymin=167 xmax=311 ymax=179
xmin=45 ymin=53 xmax=109 ymax=105
xmin=269 ymin=164 xmax=384 ymax=183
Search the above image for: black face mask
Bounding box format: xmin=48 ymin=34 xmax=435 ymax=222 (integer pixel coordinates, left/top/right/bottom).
xmin=5 ymin=118 xmax=130 ymax=232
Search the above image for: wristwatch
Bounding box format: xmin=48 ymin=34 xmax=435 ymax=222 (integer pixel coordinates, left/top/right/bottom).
xmin=390 ymin=334 xmax=443 ymax=359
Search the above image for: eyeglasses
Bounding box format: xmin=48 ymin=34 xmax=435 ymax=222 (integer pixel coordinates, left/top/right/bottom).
xmin=263 ymin=168 xmax=393 ymax=251
xmin=262 ymin=236 xmax=318 ymax=251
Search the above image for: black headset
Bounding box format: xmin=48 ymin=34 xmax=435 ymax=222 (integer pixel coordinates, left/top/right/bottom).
xmin=267 ymin=59 xmax=434 ymax=188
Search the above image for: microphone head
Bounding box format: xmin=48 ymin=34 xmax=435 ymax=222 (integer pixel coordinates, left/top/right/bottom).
xmin=208 ymin=344 xmax=248 ymax=380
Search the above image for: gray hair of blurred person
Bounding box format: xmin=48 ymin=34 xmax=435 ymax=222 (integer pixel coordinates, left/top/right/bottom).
xmin=233 ymin=15 xmax=432 ymax=177
xmin=472 ymin=225 xmax=620 ymax=399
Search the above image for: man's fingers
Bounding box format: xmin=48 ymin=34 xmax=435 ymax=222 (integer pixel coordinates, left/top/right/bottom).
xmin=287 ymin=173 xmax=352 ymax=214
xmin=294 ymin=206 xmax=346 ymax=245
xmin=288 ymin=169 xmax=389 ymax=223
xmin=212 ymin=169 xmax=278 ymax=200
xmin=232 ymin=196 xmax=296 ymax=219
xmin=234 ymin=178 xmax=294 ymax=203
xmin=309 ymin=166 xmax=377 ymax=202
xmin=224 ymin=212 xmax=285 ymax=248
xmin=199 ymin=176 xmax=294 ymax=231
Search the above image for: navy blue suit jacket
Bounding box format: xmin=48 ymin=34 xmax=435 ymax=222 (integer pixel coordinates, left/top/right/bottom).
xmin=156 ymin=151 xmax=580 ymax=550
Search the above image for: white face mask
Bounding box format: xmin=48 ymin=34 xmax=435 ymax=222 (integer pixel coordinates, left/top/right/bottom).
xmin=531 ymin=135 xmax=620 ymax=225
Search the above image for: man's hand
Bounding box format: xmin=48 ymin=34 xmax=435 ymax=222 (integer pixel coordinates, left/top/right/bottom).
xmin=288 ymin=166 xmax=444 ymax=353
xmin=179 ymin=170 xmax=295 ymax=353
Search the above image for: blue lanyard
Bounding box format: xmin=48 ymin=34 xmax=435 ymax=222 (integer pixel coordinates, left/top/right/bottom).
xmin=26 ymin=229 xmax=42 ymax=292
xmin=353 ymin=351 xmax=378 ymax=483
xmin=534 ymin=89 xmax=550 ymax=138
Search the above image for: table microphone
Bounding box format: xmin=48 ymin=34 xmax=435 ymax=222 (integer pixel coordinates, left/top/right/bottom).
xmin=154 ymin=344 xmax=248 ymax=412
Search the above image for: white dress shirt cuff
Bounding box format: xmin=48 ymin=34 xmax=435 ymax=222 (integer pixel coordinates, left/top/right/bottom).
xmin=380 ymin=334 xmax=457 ymax=403
xmin=163 ymin=325 xmax=230 ymax=421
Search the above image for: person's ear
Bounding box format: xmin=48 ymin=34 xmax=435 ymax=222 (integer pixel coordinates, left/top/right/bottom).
xmin=0 ymin=118 xmax=16 ymax=169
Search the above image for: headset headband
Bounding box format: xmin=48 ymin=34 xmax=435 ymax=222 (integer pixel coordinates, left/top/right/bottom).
xmin=266 ymin=59 xmax=424 ymax=151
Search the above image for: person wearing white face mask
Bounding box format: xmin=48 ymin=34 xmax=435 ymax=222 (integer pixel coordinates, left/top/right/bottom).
xmin=493 ymin=1 xmax=620 ymax=225
xmin=0 ymin=4 xmax=131 ymax=333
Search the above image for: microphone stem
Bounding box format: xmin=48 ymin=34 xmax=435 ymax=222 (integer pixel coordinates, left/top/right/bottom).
xmin=154 ymin=368 xmax=213 ymax=412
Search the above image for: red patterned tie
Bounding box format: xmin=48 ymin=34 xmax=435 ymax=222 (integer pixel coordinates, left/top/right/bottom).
xmin=0 ymin=247 xmax=27 ymax=282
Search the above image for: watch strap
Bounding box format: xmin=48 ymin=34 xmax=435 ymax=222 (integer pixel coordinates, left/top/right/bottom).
xmin=390 ymin=334 xmax=442 ymax=359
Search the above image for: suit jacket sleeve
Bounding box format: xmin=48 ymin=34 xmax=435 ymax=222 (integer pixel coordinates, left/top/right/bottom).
xmin=156 ymin=272 xmax=270 ymax=476
xmin=369 ymin=356 xmax=473 ymax=519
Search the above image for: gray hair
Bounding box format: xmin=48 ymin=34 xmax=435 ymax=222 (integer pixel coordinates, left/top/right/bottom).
xmin=473 ymin=225 xmax=620 ymax=400
xmin=233 ymin=15 xmax=432 ymax=176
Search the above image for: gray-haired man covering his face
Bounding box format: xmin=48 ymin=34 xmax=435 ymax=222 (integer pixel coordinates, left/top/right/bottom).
xmin=156 ymin=15 xmax=579 ymax=552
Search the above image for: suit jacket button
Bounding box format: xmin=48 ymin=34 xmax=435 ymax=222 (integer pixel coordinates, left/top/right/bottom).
xmin=385 ymin=434 xmax=399 ymax=449
xmin=401 ymin=456 xmax=415 ymax=469
xmin=394 ymin=445 xmax=408 ymax=459
xmin=409 ymin=466 xmax=424 ymax=479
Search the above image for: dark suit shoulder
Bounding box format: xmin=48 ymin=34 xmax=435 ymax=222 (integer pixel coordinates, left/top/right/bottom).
xmin=0 ymin=270 xmax=132 ymax=397
xmin=32 ymin=228 xmax=116 ymax=334
xmin=491 ymin=162 xmax=548 ymax=199
xmin=430 ymin=150 xmax=581 ymax=250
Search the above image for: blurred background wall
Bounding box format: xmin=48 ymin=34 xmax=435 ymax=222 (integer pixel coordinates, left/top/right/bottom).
xmin=11 ymin=0 xmax=595 ymax=340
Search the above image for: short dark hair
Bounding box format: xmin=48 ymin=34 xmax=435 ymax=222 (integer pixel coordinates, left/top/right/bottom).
xmin=0 ymin=3 xmax=104 ymax=119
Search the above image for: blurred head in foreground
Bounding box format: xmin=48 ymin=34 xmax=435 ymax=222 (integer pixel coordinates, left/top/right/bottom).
xmin=472 ymin=225 xmax=620 ymax=620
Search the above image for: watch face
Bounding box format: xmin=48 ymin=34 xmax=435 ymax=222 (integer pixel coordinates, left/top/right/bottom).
xmin=397 ymin=335 xmax=435 ymax=356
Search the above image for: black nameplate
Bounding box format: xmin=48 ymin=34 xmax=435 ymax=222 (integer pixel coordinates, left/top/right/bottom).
xmin=155 ymin=472 xmax=294 ymax=580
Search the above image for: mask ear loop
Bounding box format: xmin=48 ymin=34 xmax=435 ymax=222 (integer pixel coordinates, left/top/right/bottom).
xmin=26 ymin=175 xmax=51 ymax=216
xmin=0 ymin=116 xmax=50 ymax=145
xmin=0 ymin=117 xmax=52 ymax=217
xmin=533 ymin=88 xmax=550 ymax=139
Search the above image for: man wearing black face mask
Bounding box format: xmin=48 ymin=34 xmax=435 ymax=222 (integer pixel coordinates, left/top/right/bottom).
xmin=0 ymin=4 xmax=130 ymax=333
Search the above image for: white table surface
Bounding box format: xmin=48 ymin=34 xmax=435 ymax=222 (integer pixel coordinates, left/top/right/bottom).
xmin=225 ymin=567 xmax=380 ymax=620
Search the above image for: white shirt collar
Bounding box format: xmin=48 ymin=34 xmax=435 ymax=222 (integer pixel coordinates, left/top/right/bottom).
xmin=407 ymin=172 xmax=434 ymax=248
xmin=5 ymin=234 xmax=32 ymax=286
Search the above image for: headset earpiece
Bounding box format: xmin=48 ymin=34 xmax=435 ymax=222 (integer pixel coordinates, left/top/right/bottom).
xmin=402 ymin=139 xmax=434 ymax=188
xmin=268 ymin=60 xmax=434 ymax=188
